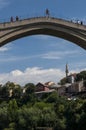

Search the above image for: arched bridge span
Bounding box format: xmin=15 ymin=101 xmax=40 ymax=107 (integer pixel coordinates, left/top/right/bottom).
xmin=0 ymin=17 xmax=86 ymax=49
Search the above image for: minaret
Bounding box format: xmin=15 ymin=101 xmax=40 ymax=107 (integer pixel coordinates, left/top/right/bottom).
xmin=65 ymin=63 xmax=69 ymax=79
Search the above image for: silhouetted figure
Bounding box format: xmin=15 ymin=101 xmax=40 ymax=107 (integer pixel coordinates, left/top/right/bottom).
xmin=16 ymin=16 xmax=19 ymax=21
xmin=10 ymin=16 xmax=13 ymax=22
xmin=45 ymin=8 xmax=50 ymax=17
xmin=81 ymin=21 xmax=83 ymax=25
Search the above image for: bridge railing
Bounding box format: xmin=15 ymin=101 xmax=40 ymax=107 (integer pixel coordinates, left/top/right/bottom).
xmin=0 ymin=14 xmax=86 ymax=27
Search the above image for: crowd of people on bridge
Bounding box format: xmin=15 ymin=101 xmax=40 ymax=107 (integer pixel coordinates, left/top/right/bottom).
xmin=9 ymin=9 xmax=85 ymax=26
xmin=70 ymin=19 xmax=83 ymax=25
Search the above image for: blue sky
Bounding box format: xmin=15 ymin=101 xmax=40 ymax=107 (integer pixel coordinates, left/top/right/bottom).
xmin=0 ymin=0 xmax=86 ymax=85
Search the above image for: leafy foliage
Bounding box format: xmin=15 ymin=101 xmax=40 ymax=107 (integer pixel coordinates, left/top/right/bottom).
xmin=0 ymin=81 xmax=86 ymax=130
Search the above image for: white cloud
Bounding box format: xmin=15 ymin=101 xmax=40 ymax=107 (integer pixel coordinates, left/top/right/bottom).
xmin=42 ymin=50 xmax=80 ymax=59
xmin=0 ymin=0 xmax=10 ymax=9
xmin=42 ymin=52 xmax=61 ymax=59
xmin=0 ymin=48 xmax=84 ymax=63
xmin=0 ymin=67 xmax=85 ymax=86
xmin=0 ymin=67 xmax=65 ymax=85
xmin=10 ymin=70 xmax=23 ymax=76
xmin=0 ymin=46 xmax=10 ymax=52
xmin=34 ymin=35 xmax=51 ymax=40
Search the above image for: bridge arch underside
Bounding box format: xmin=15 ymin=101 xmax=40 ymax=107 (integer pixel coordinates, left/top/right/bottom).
xmin=1 ymin=23 xmax=86 ymax=49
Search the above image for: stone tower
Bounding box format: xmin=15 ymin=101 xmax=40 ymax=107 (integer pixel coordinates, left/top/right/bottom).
xmin=65 ymin=64 xmax=69 ymax=79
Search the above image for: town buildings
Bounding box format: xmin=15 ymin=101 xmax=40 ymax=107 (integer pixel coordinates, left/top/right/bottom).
xmin=34 ymin=64 xmax=86 ymax=99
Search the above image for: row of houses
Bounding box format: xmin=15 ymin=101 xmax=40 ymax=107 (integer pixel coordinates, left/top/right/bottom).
xmin=1 ymin=74 xmax=85 ymax=99
xmin=34 ymin=79 xmax=86 ymax=98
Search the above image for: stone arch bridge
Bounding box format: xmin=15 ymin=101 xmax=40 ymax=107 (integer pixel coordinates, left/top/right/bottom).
xmin=0 ymin=17 xmax=86 ymax=49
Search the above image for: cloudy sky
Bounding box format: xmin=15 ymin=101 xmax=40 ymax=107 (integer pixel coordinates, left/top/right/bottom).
xmin=0 ymin=0 xmax=86 ymax=85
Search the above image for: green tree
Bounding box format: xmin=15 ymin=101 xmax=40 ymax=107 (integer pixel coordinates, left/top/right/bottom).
xmin=17 ymin=106 xmax=40 ymax=129
xmin=0 ymin=107 xmax=8 ymax=129
xmin=40 ymin=107 xmax=56 ymax=127
xmin=12 ymin=85 xmax=22 ymax=99
xmin=60 ymin=77 xmax=67 ymax=85
xmin=54 ymin=117 xmax=66 ymax=130
xmin=25 ymin=83 xmax=36 ymax=94
xmin=4 ymin=122 xmax=16 ymax=130
xmin=22 ymin=83 xmax=37 ymax=104
xmin=45 ymin=91 xmax=59 ymax=103
xmin=76 ymin=71 xmax=86 ymax=81
xmin=7 ymin=99 xmax=18 ymax=122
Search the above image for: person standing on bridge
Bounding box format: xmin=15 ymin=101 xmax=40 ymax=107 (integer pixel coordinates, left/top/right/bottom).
xmin=10 ymin=16 xmax=13 ymax=22
xmin=16 ymin=16 xmax=19 ymax=21
xmin=45 ymin=8 xmax=50 ymax=17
